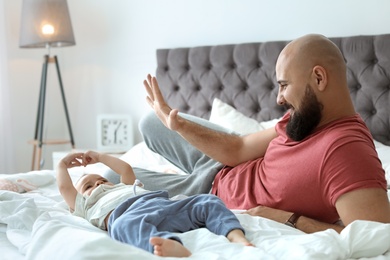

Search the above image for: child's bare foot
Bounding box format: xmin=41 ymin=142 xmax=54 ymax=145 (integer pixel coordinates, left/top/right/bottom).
xmin=150 ymin=237 xmax=192 ymax=257
xmin=227 ymin=229 xmax=255 ymax=247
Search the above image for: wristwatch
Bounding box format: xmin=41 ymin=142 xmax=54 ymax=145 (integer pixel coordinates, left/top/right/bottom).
xmin=285 ymin=213 xmax=301 ymax=228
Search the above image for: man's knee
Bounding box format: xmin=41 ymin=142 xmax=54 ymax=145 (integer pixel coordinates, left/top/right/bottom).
xmin=138 ymin=112 xmax=160 ymax=137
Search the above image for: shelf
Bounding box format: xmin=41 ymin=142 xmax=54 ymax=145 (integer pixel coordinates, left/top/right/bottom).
xmin=28 ymin=139 xmax=72 ymax=145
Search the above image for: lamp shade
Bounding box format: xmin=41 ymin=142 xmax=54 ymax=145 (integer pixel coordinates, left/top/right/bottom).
xmin=19 ymin=0 xmax=75 ymax=48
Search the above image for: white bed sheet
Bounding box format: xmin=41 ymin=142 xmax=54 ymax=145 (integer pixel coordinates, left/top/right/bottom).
xmin=1 ymin=144 xmax=390 ymax=260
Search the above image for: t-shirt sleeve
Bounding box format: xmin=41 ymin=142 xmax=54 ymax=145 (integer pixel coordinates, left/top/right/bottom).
xmin=72 ymin=192 xmax=86 ymax=217
xmin=322 ymin=138 xmax=387 ymax=206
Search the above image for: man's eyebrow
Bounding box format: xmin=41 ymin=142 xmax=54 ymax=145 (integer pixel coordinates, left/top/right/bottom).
xmin=277 ymin=80 xmax=288 ymax=85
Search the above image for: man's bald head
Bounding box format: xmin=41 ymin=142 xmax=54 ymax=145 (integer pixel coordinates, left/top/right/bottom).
xmin=277 ymin=34 xmax=346 ymax=81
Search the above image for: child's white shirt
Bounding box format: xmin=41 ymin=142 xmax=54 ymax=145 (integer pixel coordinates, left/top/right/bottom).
xmin=73 ymin=183 xmax=150 ymax=230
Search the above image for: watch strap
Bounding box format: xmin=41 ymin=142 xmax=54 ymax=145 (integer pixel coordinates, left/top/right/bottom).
xmin=285 ymin=213 xmax=301 ymax=228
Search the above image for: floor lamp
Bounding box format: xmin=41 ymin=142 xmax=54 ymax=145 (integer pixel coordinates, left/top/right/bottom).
xmin=19 ymin=0 xmax=76 ymax=170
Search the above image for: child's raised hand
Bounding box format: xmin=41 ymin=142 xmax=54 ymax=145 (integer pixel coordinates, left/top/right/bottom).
xmin=60 ymin=153 xmax=84 ymax=168
xmin=83 ymin=151 xmax=101 ymax=166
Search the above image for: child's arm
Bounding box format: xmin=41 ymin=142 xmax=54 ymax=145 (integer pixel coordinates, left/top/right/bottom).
xmin=83 ymin=151 xmax=136 ymax=185
xmin=57 ymin=152 xmax=84 ymax=210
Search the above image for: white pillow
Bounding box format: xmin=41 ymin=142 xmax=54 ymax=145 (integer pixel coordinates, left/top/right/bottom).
xmin=120 ymin=142 xmax=186 ymax=175
xmin=374 ymin=140 xmax=390 ymax=187
xmin=209 ymin=98 xmax=280 ymax=135
xmin=0 ymin=170 xmax=55 ymax=192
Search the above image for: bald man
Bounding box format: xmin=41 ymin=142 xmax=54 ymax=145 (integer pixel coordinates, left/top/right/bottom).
xmin=123 ymin=34 xmax=390 ymax=234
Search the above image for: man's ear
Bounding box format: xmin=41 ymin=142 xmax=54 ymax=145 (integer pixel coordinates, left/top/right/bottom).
xmin=312 ymin=65 xmax=327 ymax=91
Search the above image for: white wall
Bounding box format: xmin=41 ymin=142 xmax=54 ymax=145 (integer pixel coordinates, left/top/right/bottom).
xmin=3 ymin=0 xmax=390 ymax=172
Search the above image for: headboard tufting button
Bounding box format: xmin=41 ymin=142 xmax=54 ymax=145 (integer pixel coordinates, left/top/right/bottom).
xmin=371 ymin=109 xmax=377 ymax=115
xmin=356 ymin=84 xmax=361 ymax=90
xmin=174 ymin=85 xmax=180 ymax=91
xmin=219 ymin=85 xmax=224 ymax=91
xmin=195 ymin=85 xmax=201 ymax=91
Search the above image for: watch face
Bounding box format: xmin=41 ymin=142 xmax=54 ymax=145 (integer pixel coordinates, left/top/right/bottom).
xmin=285 ymin=221 xmax=295 ymax=228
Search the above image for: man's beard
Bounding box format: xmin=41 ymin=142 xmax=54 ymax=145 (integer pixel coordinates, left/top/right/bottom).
xmin=286 ymin=85 xmax=323 ymax=141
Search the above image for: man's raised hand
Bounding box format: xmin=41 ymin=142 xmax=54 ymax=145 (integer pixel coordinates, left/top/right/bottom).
xmin=143 ymin=74 xmax=183 ymax=131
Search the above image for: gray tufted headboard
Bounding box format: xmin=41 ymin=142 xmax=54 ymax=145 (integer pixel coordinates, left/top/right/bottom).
xmin=156 ymin=34 xmax=390 ymax=145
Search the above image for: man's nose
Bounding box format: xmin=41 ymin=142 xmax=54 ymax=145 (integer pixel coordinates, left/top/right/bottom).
xmin=277 ymin=92 xmax=285 ymax=105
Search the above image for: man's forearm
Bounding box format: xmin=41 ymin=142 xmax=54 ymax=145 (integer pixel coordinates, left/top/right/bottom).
xmin=175 ymin=118 xmax=243 ymax=166
xmin=245 ymin=206 xmax=345 ymax=234
xmin=295 ymin=215 xmax=344 ymax=233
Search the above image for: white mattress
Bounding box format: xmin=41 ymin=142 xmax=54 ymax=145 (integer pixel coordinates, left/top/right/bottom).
xmin=1 ymin=143 xmax=390 ymax=260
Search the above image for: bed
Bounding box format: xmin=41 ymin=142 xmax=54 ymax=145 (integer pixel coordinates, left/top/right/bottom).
xmin=1 ymin=34 xmax=390 ymax=259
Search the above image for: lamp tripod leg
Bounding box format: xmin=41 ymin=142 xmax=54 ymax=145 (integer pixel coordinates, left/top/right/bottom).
xmin=54 ymin=56 xmax=75 ymax=149
xmin=31 ymin=55 xmax=49 ymax=170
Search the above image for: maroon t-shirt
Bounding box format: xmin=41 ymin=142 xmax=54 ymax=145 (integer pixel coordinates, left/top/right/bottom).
xmin=211 ymin=113 xmax=387 ymax=223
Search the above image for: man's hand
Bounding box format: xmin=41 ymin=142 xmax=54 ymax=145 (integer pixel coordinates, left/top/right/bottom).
xmin=143 ymin=74 xmax=183 ymax=131
xmin=244 ymin=205 xmax=292 ymax=224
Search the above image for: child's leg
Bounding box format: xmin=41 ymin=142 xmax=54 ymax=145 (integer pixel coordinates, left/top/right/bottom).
xmin=150 ymin=237 xmax=191 ymax=257
xmin=226 ymin=229 xmax=254 ymax=247
xmin=188 ymin=194 xmax=253 ymax=246
xmin=109 ymin=192 xmax=184 ymax=254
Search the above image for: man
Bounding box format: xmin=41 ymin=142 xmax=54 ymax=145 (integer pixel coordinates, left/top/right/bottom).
xmin=137 ymin=34 xmax=390 ymax=234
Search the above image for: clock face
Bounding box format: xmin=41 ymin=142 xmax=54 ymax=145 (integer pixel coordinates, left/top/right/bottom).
xmin=101 ymin=119 xmax=129 ymax=146
xmin=97 ymin=115 xmax=133 ymax=152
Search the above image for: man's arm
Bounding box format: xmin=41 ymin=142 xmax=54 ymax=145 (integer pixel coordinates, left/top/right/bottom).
xmin=245 ymin=206 xmax=345 ymax=233
xmin=245 ymin=188 xmax=390 ymax=233
xmin=83 ymin=151 xmax=136 ymax=185
xmin=57 ymin=152 xmax=83 ymax=210
xmin=143 ymin=74 xmax=278 ymax=166
xmin=335 ymin=188 xmax=390 ymax=226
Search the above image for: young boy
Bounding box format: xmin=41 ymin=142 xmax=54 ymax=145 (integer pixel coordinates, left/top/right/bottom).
xmin=57 ymin=150 xmax=253 ymax=257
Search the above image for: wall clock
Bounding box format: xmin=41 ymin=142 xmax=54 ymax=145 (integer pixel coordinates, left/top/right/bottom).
xmin=97 ymin=114 xmax=133 ymax=152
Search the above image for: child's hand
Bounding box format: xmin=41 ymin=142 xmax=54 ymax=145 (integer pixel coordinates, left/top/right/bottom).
xmin=83 ymin=151 xmax=101 ymax=166
xmin=60 ymin=153 xmax=84 ymax=168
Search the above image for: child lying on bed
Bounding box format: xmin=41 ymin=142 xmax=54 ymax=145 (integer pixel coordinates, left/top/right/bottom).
xmin=57 ymin=151 xmax=253 ymax=257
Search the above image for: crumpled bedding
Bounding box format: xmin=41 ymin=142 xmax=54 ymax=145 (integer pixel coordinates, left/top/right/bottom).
xmin=1 ymin=170 xmax=390 ymax=260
